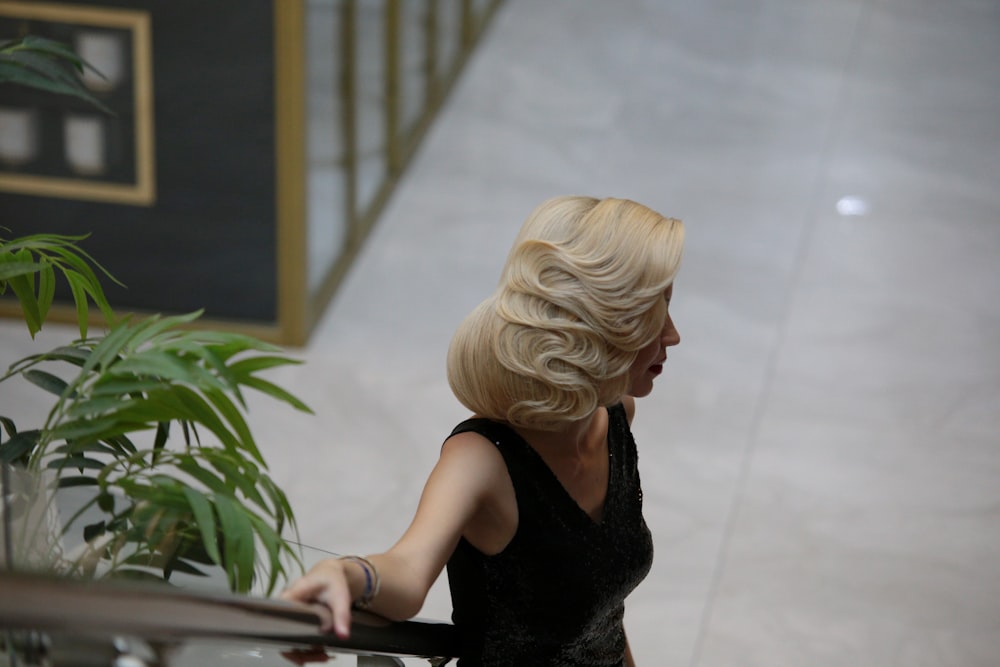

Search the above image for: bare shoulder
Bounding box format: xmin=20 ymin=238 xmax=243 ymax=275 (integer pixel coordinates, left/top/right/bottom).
xmin=439 ymin=425 xmax=517 ymax=555
xmin=622 ymin=395 xmax=637 ymax=424
xmin=390 ymin=428 xmax=507 ymax=556
xmin=439 ymin=428 xmax=508 ymax=489
xmin=384 ymin=426 xmax=514 ymax=593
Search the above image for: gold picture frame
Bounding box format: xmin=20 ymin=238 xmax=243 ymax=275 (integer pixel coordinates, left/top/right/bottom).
xmin=0 ymin=1 xmax=155 ymax=205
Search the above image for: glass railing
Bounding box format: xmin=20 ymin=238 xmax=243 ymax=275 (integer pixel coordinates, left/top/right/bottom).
xmin=0 ymin=570 xmax=459 ymax=666
xmin=300 ymin=0 xmax=506 ymax=341
xmin=0 ymin=465 xmax=459 ymax=666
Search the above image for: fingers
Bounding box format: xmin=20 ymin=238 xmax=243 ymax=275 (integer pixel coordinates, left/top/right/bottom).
xmin=327 ymin=579 xmax=354 ymax=639
xmin=305 ymin=601 xmax=335 ymax=635
xmin=280 ymin=576 xmax=326 ymax=602
xmin=279 ymin=560 xmax=355 ymax=639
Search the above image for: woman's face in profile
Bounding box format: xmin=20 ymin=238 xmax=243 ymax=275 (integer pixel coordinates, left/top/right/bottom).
xmin=627 ymin=286 xmax=679 ymax=398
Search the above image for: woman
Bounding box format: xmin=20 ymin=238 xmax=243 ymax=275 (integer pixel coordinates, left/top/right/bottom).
xmin=281 ymin=196 xmax=684 ymax=666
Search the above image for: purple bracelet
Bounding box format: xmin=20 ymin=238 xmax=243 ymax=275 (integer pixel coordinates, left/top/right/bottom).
xmin=339 ymin=555 xmax=380 ymax=609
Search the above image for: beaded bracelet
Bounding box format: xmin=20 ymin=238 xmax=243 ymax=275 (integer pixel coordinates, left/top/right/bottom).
xmin=339 ymin=554 xmax=381 ymax=609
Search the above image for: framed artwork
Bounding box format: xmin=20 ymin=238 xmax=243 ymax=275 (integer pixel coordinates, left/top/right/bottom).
xmin=0 ymin=1 xmax=155 ymax=205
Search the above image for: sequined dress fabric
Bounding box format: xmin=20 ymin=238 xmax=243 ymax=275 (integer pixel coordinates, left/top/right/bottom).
xmin=445 ymin=403 xmax=654 ymax=666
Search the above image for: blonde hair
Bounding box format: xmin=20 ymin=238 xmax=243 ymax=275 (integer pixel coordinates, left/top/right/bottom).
xmin=447 ymin=196 xmax=684 ymax=430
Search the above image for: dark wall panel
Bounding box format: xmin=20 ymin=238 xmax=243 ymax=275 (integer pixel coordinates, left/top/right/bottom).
xmin=0 ymin=0 xmax=279 ymax=323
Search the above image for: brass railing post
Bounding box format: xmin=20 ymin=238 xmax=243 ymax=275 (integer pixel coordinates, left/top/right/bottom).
xmin=385 ymin=0 xmax=403 ymax=174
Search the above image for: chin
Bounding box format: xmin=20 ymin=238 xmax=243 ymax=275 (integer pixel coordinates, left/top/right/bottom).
xmin=628 ymin=384 xmax=654 ymax=398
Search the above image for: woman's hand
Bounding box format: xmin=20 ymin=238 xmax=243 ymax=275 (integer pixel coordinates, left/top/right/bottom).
xmin=280 ymin=558 xmax=360 ymax=638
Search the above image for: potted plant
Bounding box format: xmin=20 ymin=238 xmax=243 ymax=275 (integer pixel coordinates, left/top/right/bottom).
xmin=0 ymin=36 xmax=308 ymax=595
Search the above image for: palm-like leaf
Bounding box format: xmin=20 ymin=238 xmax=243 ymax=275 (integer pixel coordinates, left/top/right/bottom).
xmin=2 ymin=35 xmax=117 ymax=336
xmin=0 ymin=232 xmax=120 ymax=338
xmin=0 ymin=35 xmax=112 ymax=113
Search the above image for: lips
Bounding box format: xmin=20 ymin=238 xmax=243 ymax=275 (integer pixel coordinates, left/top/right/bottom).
xmin=648 ymin=364 xmax=663 ymax=376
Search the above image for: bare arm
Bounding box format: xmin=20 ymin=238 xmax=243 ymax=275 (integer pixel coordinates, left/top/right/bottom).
xmin=280 ymin=431 xmax=505 ymax=638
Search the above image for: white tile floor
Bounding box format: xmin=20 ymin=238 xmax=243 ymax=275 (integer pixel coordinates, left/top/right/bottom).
xmin=3 ymin=0 xmax=999 ymax=664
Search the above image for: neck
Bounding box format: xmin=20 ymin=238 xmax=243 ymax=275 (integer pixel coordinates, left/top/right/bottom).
xmin=514 ymin=409 xmax=605 ymax=461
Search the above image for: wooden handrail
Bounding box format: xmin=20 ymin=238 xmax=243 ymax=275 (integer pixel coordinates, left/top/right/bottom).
xmin=0 ymin=570 xmax=459 ymax=661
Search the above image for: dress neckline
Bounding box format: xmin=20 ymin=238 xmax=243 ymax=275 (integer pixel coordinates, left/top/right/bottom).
xmin=505 ymin=409 xmax=617 ymax=527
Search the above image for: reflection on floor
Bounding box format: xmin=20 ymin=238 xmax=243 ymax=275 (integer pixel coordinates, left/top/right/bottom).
xmin=2 ymin=1 xmax=998 ymax=665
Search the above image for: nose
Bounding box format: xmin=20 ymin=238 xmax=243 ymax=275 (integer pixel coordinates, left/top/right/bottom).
xmin=662 ymin=314 xmax=680 ymax=347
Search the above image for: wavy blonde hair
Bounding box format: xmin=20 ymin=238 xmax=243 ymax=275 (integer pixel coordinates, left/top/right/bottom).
xmin=447 ymin=196 xmax=684 ymax=431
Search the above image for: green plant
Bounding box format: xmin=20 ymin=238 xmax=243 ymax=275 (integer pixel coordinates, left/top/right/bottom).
xmin=0 ymin=37 xmax=309 ymax=594
xmin=0 ymin=34 xmax=110 ymax=112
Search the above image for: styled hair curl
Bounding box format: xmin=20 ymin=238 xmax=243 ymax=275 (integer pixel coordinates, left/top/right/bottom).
xmin=447 ymin=196 xmax=684 ymax=430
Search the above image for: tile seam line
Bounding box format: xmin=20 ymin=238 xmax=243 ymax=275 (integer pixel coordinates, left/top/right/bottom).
xmin=686 ymin=1 xmax=878 ymax=664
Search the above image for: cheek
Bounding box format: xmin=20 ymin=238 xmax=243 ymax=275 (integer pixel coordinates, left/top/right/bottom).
xmin=628 ymin=344 xmax=657 ymax=383
xmin=639 ymin=340 xmax=660 ymax=364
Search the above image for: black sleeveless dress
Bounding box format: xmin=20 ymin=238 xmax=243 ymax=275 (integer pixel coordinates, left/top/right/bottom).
xmin=445 ymin=403 xmax=654 ymax=666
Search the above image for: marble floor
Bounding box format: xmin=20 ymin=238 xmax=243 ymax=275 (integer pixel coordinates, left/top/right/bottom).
xmin=3 ymin=0 xmax=1000 ymax=665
